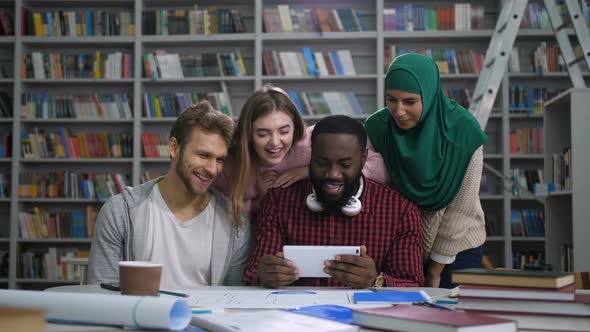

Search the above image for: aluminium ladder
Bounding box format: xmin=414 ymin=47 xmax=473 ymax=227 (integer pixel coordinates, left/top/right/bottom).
xmin=470 ymin=0 xmax=590 ymax=130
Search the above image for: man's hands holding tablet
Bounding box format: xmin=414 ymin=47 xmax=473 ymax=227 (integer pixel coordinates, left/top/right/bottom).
xmin=257 ymin=245 xmax=378 ymax=289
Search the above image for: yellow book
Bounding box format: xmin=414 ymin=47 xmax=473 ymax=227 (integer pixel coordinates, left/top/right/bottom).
xmin=94 ymin=51 xmax=101 ymax=79
xmin=101 ymin=133 xmax=113 ymax=158
xmin=152 ymin=95 xmax=162 ymax=118
xmin=32 ymin=13 xmax=43 ymax=36
xmin=76 ymin=12 xmax=82 ymax=36
xmin=33 ymin=207 xmax=48 ymax=238
xmin=235 ymin=50 xmax=247 ymax=75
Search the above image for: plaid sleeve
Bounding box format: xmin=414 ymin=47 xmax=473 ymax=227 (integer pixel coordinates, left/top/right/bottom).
xmin=241 ymin=190 xmax=284 ymax=286
xmin=382 ymin=196 xmax=425 ymax=287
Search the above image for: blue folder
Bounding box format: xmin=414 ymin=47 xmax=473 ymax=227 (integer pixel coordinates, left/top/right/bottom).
xmin=353 ymin=291 xmax=428 ymax=304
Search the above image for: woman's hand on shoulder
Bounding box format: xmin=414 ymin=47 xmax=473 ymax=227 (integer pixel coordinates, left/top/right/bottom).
xmin=258 ymin=170 xmax=279 ymax=194
xmin=271 ymin=166 xmax=309 ymax=189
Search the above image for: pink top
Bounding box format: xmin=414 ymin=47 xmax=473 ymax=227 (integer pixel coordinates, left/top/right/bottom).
xmin=213 ymin=125 xmax=390 ymax=216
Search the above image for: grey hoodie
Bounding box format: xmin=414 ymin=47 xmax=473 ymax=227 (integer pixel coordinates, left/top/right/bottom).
xmin=88 ymin=177 xmax=251 ymax=286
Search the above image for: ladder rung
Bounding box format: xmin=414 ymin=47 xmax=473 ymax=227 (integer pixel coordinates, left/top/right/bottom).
xmin=474 ymin=94 xmax=484 ymax=103
xmin=554 ymin=23 xmax=568 ymax=31
xmin=485 ymin=58 xmax=496 ymax=68
xmin=568 ymin=56 xmax=586 ymax=66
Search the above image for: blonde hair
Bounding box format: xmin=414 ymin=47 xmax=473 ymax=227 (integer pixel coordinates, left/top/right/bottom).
xmin=229 ymin=85 xmax=305 ymax=224
xmin=170 ymin=100 xmax=234 ymax=148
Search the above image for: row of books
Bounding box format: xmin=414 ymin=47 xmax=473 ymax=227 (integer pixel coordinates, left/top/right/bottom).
xmin=383 ymin=4 xmax=485 ymax=32
xmin=520 ymin=1 xmax=590 ymax=29
xmin=288 ymin=91 xmax=363 ymax=117
xmin=560 ymin=244 xmax=573 ymax=272
xmin=21 ymin=93 xmax=133 ymax=120
xmin=0 ymin=10 xmax=12 ymax=36
xmin=0 ymin=173 xmax=9 ymax=198
xmin=23 ymin=10 xmax=135 ymax=37
xmin=143 ymin=51 xmax=247 ymax=79
xmin=21 ymin=130 xmax=133 ymax=159
xmin=23 ymin=51 xmax=134 ymax=80
xmin=18 ymin=172 xmax=129 ymax=200
xmin=0 ymin=133 xmax=11 ymax=158
xmin=263 ymin=6 xmax=364 ymax=33
xmin=141 ymin=133 xmax=170 ymax=158
xmin=512 ymin=251 xmax=546 ymax=270
xmin=18 ymin=205 xmax=98 ymax=240
xmin=509 ymin=86 xmax=563 ymax=115
xmin=263 ymin=48 xmax=355 ymax=77
xmin=445 ymin=88 xmax=472 ymax=108
xmin=509 ymin=43 xmax=589 ymax=74
xmin=0 ymin=92 xmax=12 ymax=118
xmin=509 ymin=127 xmax=543 ymax=155
xmin=511 ymin=168 xmax=543 ymax=196
xmin=511 ymin=208 xmax=545 ymax=237
xmin=551 ymin=147 xmax=572 ymax=191
xmin=385 ymin=45 xmax=484 ymax=74
xmin=143 ymin=91 xmax=231 ymax=118
xmin=142 ymin=7 xmax=246 ymax=35
xmin=453 ymin=268 xmax=588 ymax=331
xmin=21 ymin=248 xmax=88 ymax=281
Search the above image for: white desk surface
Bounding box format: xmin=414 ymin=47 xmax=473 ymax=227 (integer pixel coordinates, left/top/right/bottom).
xmin=44 ymin=285 xmax=452 ymax=332
xmin=46 ymin=284 xmax=453 ymax=298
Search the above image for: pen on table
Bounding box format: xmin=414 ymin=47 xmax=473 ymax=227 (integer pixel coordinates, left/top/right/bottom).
xmin=191 ymin=307 xmax=225 ymax=314
xmin=413 ymin=301 xmax=453 ymax=311
xmin=159 ymin=289 xmax=189 ymax=297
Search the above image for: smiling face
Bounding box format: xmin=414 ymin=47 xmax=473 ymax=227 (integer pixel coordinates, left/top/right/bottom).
xmin=309 ymin=133 xmax=367 ymax=211
xmin=171 ymin=127 xmax=228 ymax=195
xmin=385 ymin=89 xmax=423 ymax=130
xmin=251 ymin=110 xmax=295 ymax=167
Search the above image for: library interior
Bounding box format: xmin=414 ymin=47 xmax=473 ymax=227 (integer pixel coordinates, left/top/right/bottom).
xmin=0 ymin=0 xmax=589 ymax=331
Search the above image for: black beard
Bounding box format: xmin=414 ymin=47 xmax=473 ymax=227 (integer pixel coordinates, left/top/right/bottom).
xmin=310 ymin=173 xmax=362 ymax=212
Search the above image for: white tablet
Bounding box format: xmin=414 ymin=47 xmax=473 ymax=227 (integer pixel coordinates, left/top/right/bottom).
xmin=283 ymin=245 xmax=361 ymax=278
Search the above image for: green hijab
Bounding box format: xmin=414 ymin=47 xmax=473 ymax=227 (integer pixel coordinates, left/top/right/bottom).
xmin=365 ymin=53 xmax=486 ymax=211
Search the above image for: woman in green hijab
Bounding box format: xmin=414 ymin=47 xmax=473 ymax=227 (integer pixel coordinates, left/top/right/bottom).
xmin=365 ymin=53 xmax=487 ymax=288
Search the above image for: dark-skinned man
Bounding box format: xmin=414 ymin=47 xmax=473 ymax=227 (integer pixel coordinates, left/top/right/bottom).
xmin=242 ymin=115 xmax=424 ymax=288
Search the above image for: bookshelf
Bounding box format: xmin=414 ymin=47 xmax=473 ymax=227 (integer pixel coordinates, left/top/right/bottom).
xmin=1 ymin=0 xmax=589 ymax=288
xmin=543 ymin=88 xmax=590 ymax=273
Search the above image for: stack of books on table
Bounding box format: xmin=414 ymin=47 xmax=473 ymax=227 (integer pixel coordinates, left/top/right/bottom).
xmin=453 ymin=268 xmax=589 ymax=331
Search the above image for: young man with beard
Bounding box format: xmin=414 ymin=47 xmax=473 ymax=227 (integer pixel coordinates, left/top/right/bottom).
xmin=88 ymin=101 xmax=251 ymax=288
xmin=242 ymin=115 xmax=424 ymax=288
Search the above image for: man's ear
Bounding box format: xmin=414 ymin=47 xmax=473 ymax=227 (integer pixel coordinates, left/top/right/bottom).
xmin=361 ymin=148 xmax=368 ymax=168
xmin=169 ymin=137 xmax=180 ymax=159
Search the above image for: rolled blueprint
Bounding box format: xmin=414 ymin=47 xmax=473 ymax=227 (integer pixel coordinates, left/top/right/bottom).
xmin=0 ymin=289 xmax=191 ymax=330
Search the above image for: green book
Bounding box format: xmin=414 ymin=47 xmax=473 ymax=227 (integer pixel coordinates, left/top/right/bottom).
xmin=452 ymin=268 xmax=575 ymax=289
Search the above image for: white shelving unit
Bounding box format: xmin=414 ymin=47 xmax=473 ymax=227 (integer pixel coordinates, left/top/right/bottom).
xmin=543 ymin=88 xmax=590 ymax=272
xmin=0 ymin=0 xmax=588 ymax=288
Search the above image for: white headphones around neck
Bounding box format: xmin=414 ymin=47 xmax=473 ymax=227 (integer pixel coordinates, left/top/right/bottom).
xmin=306 ymin=177 xmax=364 ymax=217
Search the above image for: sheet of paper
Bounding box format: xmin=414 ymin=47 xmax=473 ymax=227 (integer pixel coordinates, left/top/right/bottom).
xmin=186 ymin=289 xmax=374 ymax=309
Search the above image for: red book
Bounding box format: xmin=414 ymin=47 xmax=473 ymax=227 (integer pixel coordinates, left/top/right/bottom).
xmin=575 ymin=290 xmax=590 ymax=304
xmin=459 ymin=283 xmax=576 ymax=301
xmin=352 ymin=305 xmax=516 ymax=332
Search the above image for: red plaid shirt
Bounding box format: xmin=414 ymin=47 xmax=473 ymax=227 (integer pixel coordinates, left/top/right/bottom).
xmin=242 ymin=177 xmax=424 ymax=287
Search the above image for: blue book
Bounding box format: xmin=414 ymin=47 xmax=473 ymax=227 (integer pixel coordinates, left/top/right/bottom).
xmin=287 ymin=90 xmax=305 ymax=115
xmin=330 ymin=50 xmax=344 ymax=75
xmin=86 ymin=11 xmax=93 ymax=36
xmin=353 ymin=291 xmax=429 ymax=304
xmin=302 ymin=47 xmax=318 ymax=77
